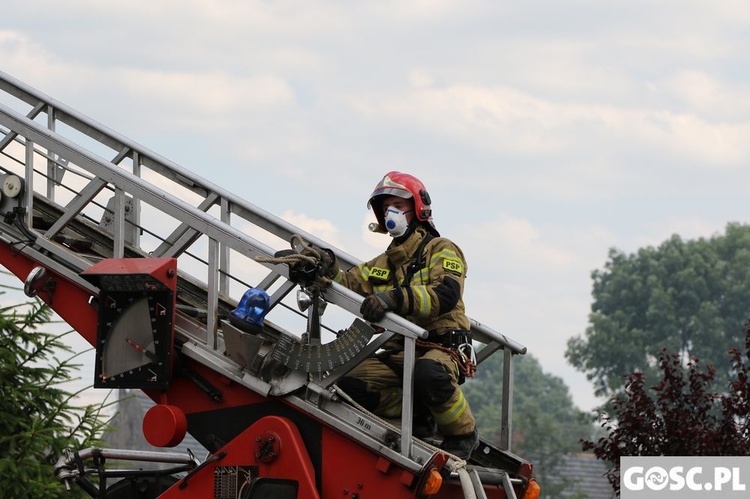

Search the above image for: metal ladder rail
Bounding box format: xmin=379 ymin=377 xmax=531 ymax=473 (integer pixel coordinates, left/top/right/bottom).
xmin=0 ymin=123 xmax=424 ymax=358
xmin=0 ymin=74 xmax=528 ymax=458
xmin=4 ymin=95 xmax=406 ymax=329
xmin=0 ymin=104 xmax=404 ymax=324
xmin=0 ymin=69 xmax=525 ymax=363
xmin=0 ymin=180 xmax=431 ymax=467
xmin=0 ymin=106 xmax=433 ymax=460
xmin=0 ymin=70 xmax=342 ymax=272
xmin=1 ymin=93 xmax=523 ymax=366
xmin=0 ymin=103 xmax=525 ymax=458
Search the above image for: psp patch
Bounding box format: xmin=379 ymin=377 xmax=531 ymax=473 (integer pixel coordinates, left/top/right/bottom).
xmin=368 ymin=267 xmax=390 ymax=281
xmin=442 ymin=258 xmax=463 ymax=275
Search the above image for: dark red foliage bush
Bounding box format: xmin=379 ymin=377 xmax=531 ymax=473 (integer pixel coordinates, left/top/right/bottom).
xmin=581 ymin=320 xmax=750 ymax=496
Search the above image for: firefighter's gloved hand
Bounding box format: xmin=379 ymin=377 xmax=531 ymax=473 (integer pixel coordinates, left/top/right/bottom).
xmin=275 ymin=249 xmax=317 ymax=284
xmin=275 ymin=246 xmax=338 ymax=287
xmin=361 ymin=290 xmax=402 ymax=322
xmin=300 ymin=245 xmax=339 ymax=285
xmin=318 ymin=248 xmax=339 ymax=282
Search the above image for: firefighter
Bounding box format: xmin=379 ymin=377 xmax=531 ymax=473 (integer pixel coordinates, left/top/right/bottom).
xmin=333 ymin=171 xmax=479 ymax=460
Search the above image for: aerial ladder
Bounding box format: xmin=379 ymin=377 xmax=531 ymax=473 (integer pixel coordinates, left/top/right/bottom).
xmin=0 ymin=70 xmax=539 ymax=499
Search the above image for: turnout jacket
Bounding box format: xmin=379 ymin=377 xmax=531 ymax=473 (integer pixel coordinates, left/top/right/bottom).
xmin=336 ymin=226 xmax=470 ymax=334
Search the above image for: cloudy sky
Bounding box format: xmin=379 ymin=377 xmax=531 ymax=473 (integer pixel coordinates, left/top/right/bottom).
xmin=3 ymin=1 xmax=750 ymax=412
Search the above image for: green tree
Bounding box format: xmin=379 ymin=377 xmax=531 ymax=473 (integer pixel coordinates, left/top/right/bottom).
xmin=0 ymin=298 xmax=112 ymax=498
xmin=464 ymin=353 xmax=595 ymax=497
xmin=566 ymin=223 xmax=750 ymax=397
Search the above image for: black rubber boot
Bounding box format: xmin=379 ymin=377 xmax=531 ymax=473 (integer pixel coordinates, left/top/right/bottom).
xmin=440 ymin=429 xmax=479 ymax=460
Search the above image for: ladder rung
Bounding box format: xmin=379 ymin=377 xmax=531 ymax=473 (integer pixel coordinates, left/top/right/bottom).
xmin=468 ymin=468 xmax=489 ymax=499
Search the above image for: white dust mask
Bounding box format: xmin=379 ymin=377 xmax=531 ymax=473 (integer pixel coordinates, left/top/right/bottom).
xmin=384 ymin=208 xmax=412 ymax=237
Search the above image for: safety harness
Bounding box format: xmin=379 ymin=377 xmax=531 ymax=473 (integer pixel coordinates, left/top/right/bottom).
xmin=387 ymin=233 xmax=434 ymax=288
xmin=381 ymin=233 xmax=476 ymax=380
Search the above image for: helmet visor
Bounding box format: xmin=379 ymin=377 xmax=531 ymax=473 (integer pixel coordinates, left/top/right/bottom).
xmin=367 ymin=187 xmax=413 ymax=209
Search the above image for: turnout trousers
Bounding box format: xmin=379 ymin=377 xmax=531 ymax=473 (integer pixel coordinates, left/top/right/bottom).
xmin=339 ymin=347 xmax=475 ymax=436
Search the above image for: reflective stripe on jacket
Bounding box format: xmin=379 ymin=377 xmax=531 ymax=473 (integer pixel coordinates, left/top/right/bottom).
xmin=336 ymin=226 xmax=470 ymax=333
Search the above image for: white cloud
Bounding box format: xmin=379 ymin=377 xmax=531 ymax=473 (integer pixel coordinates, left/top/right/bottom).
xmin=348 ymin=78 xmax=750 ymax=175
xmin=280 ymin=210 xmax=342 ymax=248
xmin=5 ymin=0 xmax=750 ymax=415
xmin=663 ymin=70 xmax=750 ymax=119
xmin=366 ymin=0 xmax=465 ymax=20
xmin=117 ymin=70 xmax=294 ymax=112
xmin=0 ymin=31 xmax=63 ymax=85
xmin=468 ymin=213 xmax=576 ymax=270
xmin=61 ymin=68 xmax=297 ymax=135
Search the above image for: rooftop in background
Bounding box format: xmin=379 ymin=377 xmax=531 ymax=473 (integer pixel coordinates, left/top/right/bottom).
xmin=552 ymin=453 xmax=615 ymax=499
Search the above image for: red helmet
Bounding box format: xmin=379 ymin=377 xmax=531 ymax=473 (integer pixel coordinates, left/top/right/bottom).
xmin=367 ymin=171 xmax=439 ymax=236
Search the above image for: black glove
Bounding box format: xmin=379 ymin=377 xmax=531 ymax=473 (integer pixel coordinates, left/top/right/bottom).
xmin=316 ymin=248 xmax=339 ymax=282
xmin=274 ymin=249 xmax=317 ymax=284
xmin=273 ymin=248 xmax=338 ymax=287
xmin=299 ymin=245 xmax=339 ymax=284
xmin=360 ymin=290 xmax=402 ymax=322
xmin=301 ymin=246 xmax=339 ymax=286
